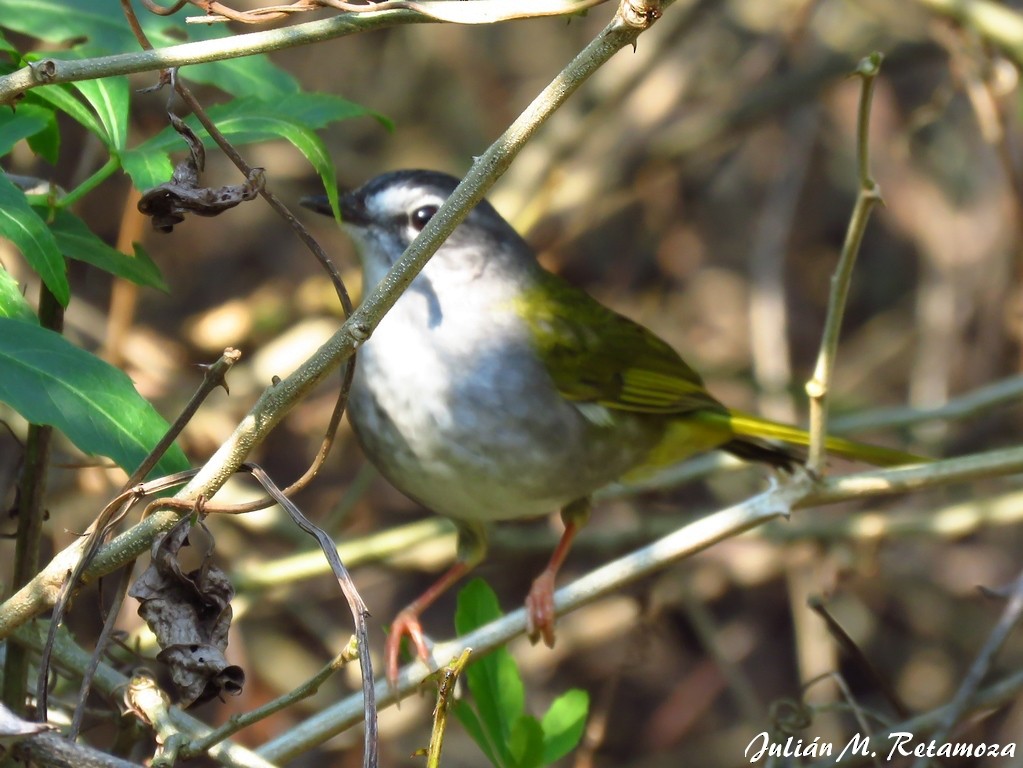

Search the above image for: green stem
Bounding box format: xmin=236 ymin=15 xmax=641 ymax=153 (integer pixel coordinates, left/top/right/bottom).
xmin=805 ymin=53 xmax=884 ymax=474
xmin=60 ymin=156 xmax=120 ymax=208
xmin=2 ymin=284 xmax=65 ymax=715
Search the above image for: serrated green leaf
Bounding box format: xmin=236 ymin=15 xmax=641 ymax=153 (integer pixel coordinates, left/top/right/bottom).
xmin=71 ymin=72 xmax=129 ymax=151
xmin=121 ymin=148 xmax=174 ymax=192
xmin=509 ymin=716 xmax=545 ymax=768
xmin=0 ymin=103 xmax=50 ymax=156
xmin=541 ymin=689 xmax=589 ymax=765
xmin=0 ymin=317 xmax=189 ymax=477
xmin=456 ymin=579 xmax=525 ymax=768
xmin=47 ymin=209 xmax=167 ymax=290
xmin=0 ymin=267 xmax=38 ymax=324
xmin=0 ymin=172 xmax=69 ymax=306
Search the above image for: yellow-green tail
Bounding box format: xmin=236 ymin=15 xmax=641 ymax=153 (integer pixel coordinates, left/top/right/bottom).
xmin=635 ymin=409 xmax=926 ymax=480
xmin=724 ymin=410 xmax=926 ymax=467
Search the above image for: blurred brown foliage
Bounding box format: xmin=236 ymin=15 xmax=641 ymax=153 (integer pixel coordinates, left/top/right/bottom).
xmin=4 ymin=0 xmax=1023 ymax=766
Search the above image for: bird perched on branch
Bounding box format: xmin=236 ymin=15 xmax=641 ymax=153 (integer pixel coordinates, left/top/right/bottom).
xmin=302 ymin=169 xmax=918 ymax=685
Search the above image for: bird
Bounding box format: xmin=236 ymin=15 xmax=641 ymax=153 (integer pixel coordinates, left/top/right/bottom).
xmin=301 ymin=169 xmax=918 ymax=685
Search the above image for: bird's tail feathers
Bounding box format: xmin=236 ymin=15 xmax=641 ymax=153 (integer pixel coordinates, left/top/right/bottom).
xmin=723 ymin=410 xmax=926 ymax=468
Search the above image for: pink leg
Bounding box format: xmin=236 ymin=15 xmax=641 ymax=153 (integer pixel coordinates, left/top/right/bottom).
xmin=525 ymin=498 xmax=591 ymax=647
xmin=386 ymin=520 xmax=486 ymax=686
xmin=386 ymin=561 xmax=471 ymax=687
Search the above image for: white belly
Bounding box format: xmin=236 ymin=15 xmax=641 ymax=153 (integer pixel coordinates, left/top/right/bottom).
xmin=348 ymin=294 xmax=661 ymax=522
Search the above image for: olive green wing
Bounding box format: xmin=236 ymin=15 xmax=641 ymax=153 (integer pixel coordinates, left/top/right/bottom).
xmin=517 ymin=270 xmax=726 ymax=416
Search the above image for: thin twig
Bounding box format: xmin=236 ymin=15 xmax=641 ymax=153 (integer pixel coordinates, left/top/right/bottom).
xmin=11 ymin=623 xmax=275 ymax=768
xmin=182 ymin=638 xmax=359 ymax=758
xmin=2 ymin=284 xmax=64 ymax=716
xmin=37 ymin=349 xmax=239 ymax=720
xmin=169 ymin=78 xmax=356 ymax=511
xmin=70 ymin=565 xmax=135 ymax=739
xmin=188 ymin=0 xmax=608 ymax=25
xmin=908 ymin=569 xmax=1023 ymax=768
xmin=126 ymin=348 xmax=241 ymax=489
xmin=805 ymin=53 xmax=885 ymax=474
xmin=242 ymin=463 xmax=377 ymax=768
xmin=808 ymin=671 xmax=1023 ymax=767
xmin=33 ymin=470 xmax=201 ymax=719
xmin=425 ymin=648 xmax=472 ymax=768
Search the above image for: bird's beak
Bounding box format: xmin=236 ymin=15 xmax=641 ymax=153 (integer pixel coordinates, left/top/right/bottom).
xmin=299 ymin=189 xmax=370 ymax=226
xmin=299 ymin=193 xmax=333 ymax=216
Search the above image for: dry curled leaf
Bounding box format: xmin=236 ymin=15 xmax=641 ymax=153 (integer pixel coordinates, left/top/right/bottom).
xmin=129 ymin=515 xmax=244 ymax=708
xmin=137 ymin=112 xmax=265 ymax=233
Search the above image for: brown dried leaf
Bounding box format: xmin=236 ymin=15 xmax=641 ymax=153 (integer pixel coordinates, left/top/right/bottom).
xmin=129 ymin=515 xmax=244 ymax=707
xmin=137 ymin=112 xmax=265 ymax=233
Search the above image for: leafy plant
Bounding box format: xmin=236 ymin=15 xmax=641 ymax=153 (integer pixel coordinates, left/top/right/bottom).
xmin=454 ymin=579 xmax=590 ymax=768
xmin=0 ymin=1 xmax=377 ymax=476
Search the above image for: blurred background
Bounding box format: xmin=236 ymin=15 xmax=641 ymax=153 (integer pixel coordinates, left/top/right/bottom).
xmin=4 ymin=0 xmax=1023 ymax=765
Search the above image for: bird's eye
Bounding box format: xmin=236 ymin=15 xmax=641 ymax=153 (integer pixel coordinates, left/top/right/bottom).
xmin=410 ymin=205 xmax=438 ymax=232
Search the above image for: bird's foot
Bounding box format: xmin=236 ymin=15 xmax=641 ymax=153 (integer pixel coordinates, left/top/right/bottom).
xmin=525 ymin=570 xmax=558 ymax=647
xmin=386 ymin=608 xmax=432 ymax=688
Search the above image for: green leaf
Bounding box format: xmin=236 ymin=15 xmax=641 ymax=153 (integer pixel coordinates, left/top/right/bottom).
xmin=121 ymin=148 xmax=174 ymax=192
xmin=71 ymin=72 xmax=129 ymax=151
xmin=0 ymin=103 xmax=50 ymax=156
xmin=136 ymin=93 xmax=379 ymax=154
xmin=131 ymin=93 xmax=376 ymax=199
xmin=509 ymin=716 xmax=545 ymax=768
xmin=187 ymin=56 xmax=298 ymax=101
xmin=0 ymin=172 xmax=69 ymax=306
xmin=0 ymin=31 xmax=16 ymax=55
xmin=0 ymin=318 xmax=189 ymax=477
xmin=0 ymin=0 xmax=142 ymax=54
xmin=456 ymin=579 xmax=525 ymax=768
xmin=0 ymin=267 xmax=38 ymax=324
xmin=26 ymin=109 xmax=60 ymax=163
xmin=47 ymin=209 xmax=167 ymax=290
xmin=453 ymin=700 xmax=502 ymax=768
xmin=25 ymin=83 xmax=104 ymax=140
xmin=540 ymin=689 xmax=589 ymax=765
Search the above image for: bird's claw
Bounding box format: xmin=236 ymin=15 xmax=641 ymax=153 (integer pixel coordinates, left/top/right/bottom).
xmin=525 ymin=571 xmax=558 ymax=648
xmin=386 ymin=608 xmax=433 ymax=688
